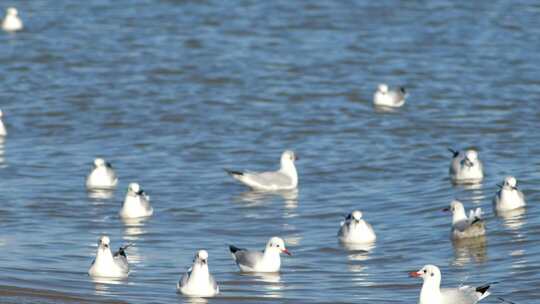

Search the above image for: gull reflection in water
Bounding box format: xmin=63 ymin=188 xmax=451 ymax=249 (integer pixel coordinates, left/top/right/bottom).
xmin=340 ymin=242 xmax=375 ymax=286
xmin=121 ymin=218 xmax=148 ymax=265
xmin=456 ymin=183 xmax=485 ymax=204
xmin=247 ymin=272 xmax=283 ymax=298
xmin=452 ymin=236 xmax=487 ymax=267
xmin=235 ymin=189 xmax=298 ymax=211
xmin=0 ymin=136 xmax=5 ymax=166
xmin=87 ymin=189 xmax=115 ymax=200
xmin=496 ymin=208 xmax=526 ymax=230
xmin=91 ymin=276 xmax=128 ymax=295
xmin=180 ymin=296 xmax=208 ymax=304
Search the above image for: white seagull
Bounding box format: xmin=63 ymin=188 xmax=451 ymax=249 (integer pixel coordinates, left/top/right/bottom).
xmin=443 ymin=200 xmax=485 ymax=240
xmin=410 ymin=264 xmax=491 ymax=304
xmin=119 ymin=183 xmax=153 ymax=218
xmin=0 ymin=110 xmax=7 ymax=136
xmin=449 ymin=149 xmax=484 ymax=183
xmin=373 ymin=83 xmax=407 ymax=107
xmin=229 ymin=237 xmax=291 ymax=273
xmin=2 ymin=7 xmax=23 ymax=32
xmin=338 ymin=210 xmax=376 ymax=244
xmin=493 ymin=176 xmax=526 ymax=212
xmin=225 ymin=150 xmax=298 ymax=191
xmin=177 ymin=250 xmax=219 ymax=297
xmin=88 ymin=236 xmax=130 ymax=278
xmin=86 ymin=158 xmax=118 ymax=190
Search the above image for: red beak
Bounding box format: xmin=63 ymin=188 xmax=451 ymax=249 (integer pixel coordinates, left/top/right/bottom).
xmin=282 ymin=249 xmax=292 ymax=256
xmin=409 ymin=271 xmax=421 ymax=278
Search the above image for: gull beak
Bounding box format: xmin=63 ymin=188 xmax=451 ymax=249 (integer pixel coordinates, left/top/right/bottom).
xmin=464 ymin=158 xmax=473 ymax=167
xmin=409 ymin=271 xmax=421 ymax=278
xmin=282 ymin=249 xmax=292 ymax=256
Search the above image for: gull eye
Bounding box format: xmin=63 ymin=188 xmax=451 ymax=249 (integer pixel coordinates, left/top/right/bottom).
xmin=431 ymin=273 xmax=434 ymax=277
xmin=423 ymin=270 xmax=427 ymax=273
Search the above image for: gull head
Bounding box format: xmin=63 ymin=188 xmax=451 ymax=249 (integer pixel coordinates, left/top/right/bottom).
xmin=443 ymin=200 xmax=464 ymax=214
xmin=503 ymin=176 xmax=517 ymax=189
xmin=195 ymin=250 xmax=209 ymax=265
xmin=98 ymin=236 xmax=111 ymax=249
xmin=266 ymin=237 xmax=291 ymax=256
xmin=6 ymin=7 xmax=18 ymax=16
xmin=377 ymin=83 xmax=389 ymax=94
xmin=409 ymin=264 xmax=441 ymax=282
xmin=128 ymin=182 xmax=143 ymax=195
xmin=94 ymin=158 xmax=106 ymax=167
xmin=464 ymin=150 xmax=478 ymax=167
xmin=347 ymin=210 xmax=363 ymax=222
xmin=281 ymin=150 xmax=298 ymax=163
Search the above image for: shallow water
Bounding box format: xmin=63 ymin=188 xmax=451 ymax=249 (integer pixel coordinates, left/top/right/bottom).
xmin=1 ymin=0 xmax=540 ymax=303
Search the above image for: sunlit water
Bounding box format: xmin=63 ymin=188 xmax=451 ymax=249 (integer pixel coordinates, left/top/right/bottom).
xmin=1 ymin=1 xmax=540 ymax=303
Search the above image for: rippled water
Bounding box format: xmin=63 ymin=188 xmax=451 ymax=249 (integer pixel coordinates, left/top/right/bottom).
xmin=1 ymin=1 xmax=540 ymax=303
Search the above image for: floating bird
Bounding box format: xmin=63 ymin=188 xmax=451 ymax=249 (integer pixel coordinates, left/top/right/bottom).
xmin=2 ymin=7 xmax=23 ymax=32
xmin=449 ymin=149 xmax=483 ymax=183
xmin=229 ymin=237 xmax=291 ymax=272
xmin=443 ymin=200 xmax=485 ymax=240
xmin=410 ymin=264 xmax=491 ymax=304
xmin=373 ymin=83 xmax=407 ymax=107
xmin=0 ymin=110 xmax=6 ymax=136
xmin=338 ymin=210 xmax=376 ymax=244
xmin=493 ymin=176 xmax=526 ymax=212
xmin=177 ymin=250 xmax=219 ymax=297
xmin=120 ymin=183 xmax=153 ymax=218
xmin=226 ymin=150 xmax=298 ymax=191
xmin=88 ymin=236 xmax=130 ymax=278
xmin=86 ymin=158 xmax=118 ymax=190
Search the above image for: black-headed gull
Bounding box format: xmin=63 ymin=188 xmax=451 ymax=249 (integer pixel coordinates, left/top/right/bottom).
xmin=229 ymin=237 xmax=291 ymax=272
xmin=0 ymin=110 xmax=6 ymax=136
xmin=410 ymin=264 xmax=491 ymax=304
xmin=449 ymin=149 xmax=484 ymax=183
xmin=177 ymin=250 xmax=219 ymax=297
xmin=86 ymin=158 xmax=118 ymax=190
xmin=338 ymin=210 xmax=376 ymax=244
xmin=226 ymin=150 xmax=298 ymax=191
xmin=2 ymin=7 xmax=23 ymax=32
xmin=88 ymin=236 xmax=130 ymax=278
xmin=443 ymin=200 xmax=485 ymax=240
xmin=119 ymin=182 xmax=153 ymax=218
xmin=373 ymin=83 xmax=407 ymax=107
xmin=493 ymin=176 xmax=526 ymax=212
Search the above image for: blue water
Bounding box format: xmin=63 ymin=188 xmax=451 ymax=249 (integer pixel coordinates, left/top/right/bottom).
xmin=1 ymin=0 xmax=540 ymax=303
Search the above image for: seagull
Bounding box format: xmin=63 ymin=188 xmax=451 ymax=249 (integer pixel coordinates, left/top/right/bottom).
xmin=338 ymin=210 xmax=376 ymax=244
xmin=493 ymin=176 xmax=526 ymax=212
xmin=0 ymin=110 xmax=6 ymax=136
xmin=373 ymin=83 xmax=407 ymax=107
xmin=119 ymin=183 xmax=153 ymax=218
xmin=177 ymin=250 xmax=219 ymax=297
xmin=88 ymin=236 xmax=130 ymax=278
xmin=86 ymin=158 xmax=118 ymax=190
xmin=225 ymin=150 xmax=298 ymax=191
xmin=229 ymin=237 xmax=291 ymax=272
xmin=2 ymin=7 xmax=23 ymax=32
xmin=410 ymin=264 xmax=491 ymax=304
xmin=448 ymin=149 xmax=484 ymax=183
xmin=443 ymin=200 xmax=485 ymax=240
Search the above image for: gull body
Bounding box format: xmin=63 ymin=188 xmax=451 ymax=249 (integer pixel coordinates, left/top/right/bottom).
xmin=338 ymin=210 xmax=376 ymax=244
xmin=493 ymin=176 xmax=526 ymax=212
xmin=120 ymin=183 xmax=153 ymax=218
xmin=0 ymin=110 xmax=6 ymax=136
xmin=449 ymin=149 xmax=483 ymax=183
xmin=410 ymin=264 xmax=491 ymax=304
xmin=229 ymin=237 xmax=291 ymax=273
xmin=88 ymin=236 xmax=129 ymax=278
xmin=2 ymin=7 xmax=23 ymax=32
xmin=444 ymin=200 xmax=485 ymax=240
xmin=177 ymin=250 xmax=219 ymax=297
xmin=226 ymin=150 xmax=298 ymax=191
xmin=86 ymin=158 xmax=118 ymax=190
xmin=373 ymin=83 xmax=407 ymax=107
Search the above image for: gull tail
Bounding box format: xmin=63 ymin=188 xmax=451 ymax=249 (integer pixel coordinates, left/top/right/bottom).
xmin=229 ymin=245 xmax=243 ymax=254
xmin=448 ymin=148 xmax=459 ymax=158
xmin=476 ymin=284 xmax=491 ymax=300
xmin=224 ymin=169 xmax=244 ymax=177
xmin=115 ymin=243 xmax=134 ymax=258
